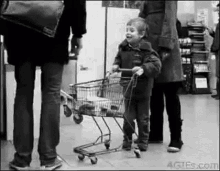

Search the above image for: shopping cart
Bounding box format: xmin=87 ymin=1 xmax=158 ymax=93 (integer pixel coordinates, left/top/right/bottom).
xmin=71 ymin=69 xmax=141 ymax=164
xmin=60 ymin=53 xmax=84 ymax=124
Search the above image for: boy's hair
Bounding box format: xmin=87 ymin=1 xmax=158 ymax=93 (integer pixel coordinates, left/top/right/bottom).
xmin=127 ymin=17 xmax=149 ymax=35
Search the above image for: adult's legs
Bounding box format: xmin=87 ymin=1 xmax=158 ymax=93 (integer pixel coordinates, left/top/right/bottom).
xmin=164 ymin=82 xmax=183 ymax=152
xmin=38 ymin=62 xmax=64 ymax=165
xmin=12 ymin=62 xmax=36 ymax=166
xmin=213 ymin=78 xmax=219 ymax=99
xmin=149 ymin=83 xmax=164 ymax=142
xmin=214 ymin=51 xmax=219 ymax=99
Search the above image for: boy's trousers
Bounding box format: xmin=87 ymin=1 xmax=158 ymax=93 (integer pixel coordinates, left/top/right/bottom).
xmin=123 ymin=97 xmax=150 ymax=144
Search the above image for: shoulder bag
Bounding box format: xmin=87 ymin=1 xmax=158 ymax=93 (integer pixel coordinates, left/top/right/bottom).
xmin=0 ymin=0 xmax=65 ymax=38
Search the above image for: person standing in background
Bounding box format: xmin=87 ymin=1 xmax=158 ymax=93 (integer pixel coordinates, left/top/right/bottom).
xmin=137 ymin=1 xmax=184 ymax=152
xmin=3 ymin=0 xmax=87 ymax=170
xmin=206 ymin=3 xmax=219 ymax=100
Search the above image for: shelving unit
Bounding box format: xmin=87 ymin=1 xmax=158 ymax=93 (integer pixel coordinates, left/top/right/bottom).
xmin=187 ymin=23 xmax=211 ymax=94
xmin=179 ymin=37 xmax=193 ymax=94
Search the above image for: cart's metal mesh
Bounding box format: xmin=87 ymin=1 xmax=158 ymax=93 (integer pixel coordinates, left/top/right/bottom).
xmin=70 ymin=77 xmax=132 ymax=117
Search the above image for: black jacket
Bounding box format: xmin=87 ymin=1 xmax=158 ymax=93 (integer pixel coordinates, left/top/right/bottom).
xmin=176 ymin=19 xmax=182 ymax=38
xmin=113 ymin=39 xmax=162 ymax=99
xmin=4 ymin=0 xmax=87 ymax=65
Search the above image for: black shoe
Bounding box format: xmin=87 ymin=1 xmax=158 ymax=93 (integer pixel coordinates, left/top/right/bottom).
xmin=134 ymin=138 xmax=163 ymax=144
xmin=211 ymin=94 xmax=219 ymax=98
xmin=40 ymin=157 xmax=63 ymax=170
xmin=167 ymin=140 xmax=183 ymax=153
xmin=122 ymin=141 xmax=132 ymax=151
xmin=137 ymin=143 xmax=148 ymax=151
xmin=9 ymin=160 xmax=30 ymax=170
xmin=134 ymin=138 xmax=139 ymax=144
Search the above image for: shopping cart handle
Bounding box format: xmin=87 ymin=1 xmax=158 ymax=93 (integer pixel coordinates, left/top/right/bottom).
xmin=118 ymin=68 xmax=133 ymax=72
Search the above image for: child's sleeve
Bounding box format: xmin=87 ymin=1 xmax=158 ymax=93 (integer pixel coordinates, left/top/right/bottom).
xmin=142 ymin=51 xmax=162 ymax=78
xmin=113 ymin=47 xmax=122 ymax=67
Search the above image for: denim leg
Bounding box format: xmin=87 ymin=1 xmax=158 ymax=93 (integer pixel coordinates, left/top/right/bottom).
xmin=123 ymin=99 xmax=136 ymax=141
xmin=13 ymin=62 xmax=36 ymax=166
xmin=136 ymin=97 xmax=150 ymax=145
xmin=38 ymin=62 xmax=64 ymax=165
xmin=150 ymin=83 xmax=164 ymax=140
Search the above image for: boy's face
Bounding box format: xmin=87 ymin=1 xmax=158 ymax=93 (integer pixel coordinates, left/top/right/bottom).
xmin=126 ymin=24 xmax=144 ymax=45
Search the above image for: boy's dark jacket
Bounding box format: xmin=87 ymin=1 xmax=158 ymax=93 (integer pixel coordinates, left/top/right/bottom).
xmin=113 ymin=39 xmax=162 ymax=99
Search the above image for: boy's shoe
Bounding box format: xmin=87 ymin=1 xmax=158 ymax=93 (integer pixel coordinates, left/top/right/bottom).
xmin=167 ymin=140 xmax=183 ymax=153
xmin=122 ymin=141 xmax=132 ymax=151
xmin=137 ymin=143 xmax=148 ymax=151
xmin=9 ymin=160 xmax=30 ymax=170
xmin=40 ymin=157 xmax=63 ymax=170
xmin=134 ymin=138 xmax=163 ymax=144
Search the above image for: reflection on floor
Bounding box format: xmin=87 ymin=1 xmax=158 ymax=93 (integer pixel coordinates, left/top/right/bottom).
xmin=1 ymin=95 xmax=219 ymax=170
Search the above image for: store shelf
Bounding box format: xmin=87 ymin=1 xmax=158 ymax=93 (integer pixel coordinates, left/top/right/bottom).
xmin=186 ymin=23 xmax=211 ymax=94
xmin=191 ymin=41 xmax=206 ymax=44
xmin=191 ymin=50 xmax=209 ymax=54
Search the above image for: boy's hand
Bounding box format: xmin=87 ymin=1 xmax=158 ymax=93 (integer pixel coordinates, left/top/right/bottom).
xmin=112 ymin=65 xmax=119 ymax=72
xmin=132 ymin=66 xmax=144 ymax=76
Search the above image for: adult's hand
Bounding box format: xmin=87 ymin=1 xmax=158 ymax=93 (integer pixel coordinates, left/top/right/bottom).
xmin=159 ymin=47 xmax=171 ymax=61
xmin=70 ymin=36 xmax=83 ymax=56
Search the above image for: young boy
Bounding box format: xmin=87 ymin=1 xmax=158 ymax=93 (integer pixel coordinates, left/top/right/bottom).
xmin=112 ymin=17 xmax=162 ymax=151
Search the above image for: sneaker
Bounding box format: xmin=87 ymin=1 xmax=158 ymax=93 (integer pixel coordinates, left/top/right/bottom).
xmin=167 ymin=140 xmax=183 ymax=153
xmin=9 ymin=160 xmax=30 ymax=170
xmin=40 ymin=157 xmax=63 ymax=170
xmin=122 ymin=141 xmax=132 ymax=151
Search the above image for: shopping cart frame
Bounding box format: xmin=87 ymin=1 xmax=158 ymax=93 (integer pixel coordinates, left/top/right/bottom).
xmin=71 ymin=69 xmax=142 ymax=164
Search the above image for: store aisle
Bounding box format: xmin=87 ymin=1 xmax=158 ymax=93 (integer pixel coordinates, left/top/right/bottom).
xmin=1 ymin=95 xmax=219 ymax=170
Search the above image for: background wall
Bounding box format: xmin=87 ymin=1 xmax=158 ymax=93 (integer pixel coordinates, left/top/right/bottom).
xmin=177 ymin=1 xmax=195 ymax=26
xmin=76 ymin=1 xmax=105 ymax=83
xmin=194 ymin=1 xmax=218 ymax=27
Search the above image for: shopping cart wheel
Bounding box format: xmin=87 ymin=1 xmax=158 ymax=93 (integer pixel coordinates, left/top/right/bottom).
xmin=104 ymin=140 xmax=110 ymax=150
xmin=90 ymin=156 xmax=98 ymax=164
xmin=134 ymin=148 xmax=141 ymax=158
xmin=73 ymin=114 xmax=83 ymax=124
xmin=64 ymin=105 xmax=72 ymax=117
xmin=78 ymin=154 xmax=85 ymax=161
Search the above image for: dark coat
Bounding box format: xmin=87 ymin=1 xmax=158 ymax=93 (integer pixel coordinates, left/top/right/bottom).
xmin=176 ymin=19 xmax=182 ymax=38
xmin=3 ymin=0 xmax=87 ymax=66
xmin=113 ymin=39 xmax=162 ymax=99
xmin=139 ymin=1 xmax=184 ymax=83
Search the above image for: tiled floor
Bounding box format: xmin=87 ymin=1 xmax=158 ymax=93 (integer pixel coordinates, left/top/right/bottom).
xmin=1 ymin=95 xmax=219 ymax=170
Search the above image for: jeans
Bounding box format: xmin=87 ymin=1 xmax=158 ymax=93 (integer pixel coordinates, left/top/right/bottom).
xmin=123 ymin=97 xmax=150 ymax=144
xmin=13 ymin=61 xmax=64 ymax=166
xmin=150 ymin=82 xmax=182 ymax=141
